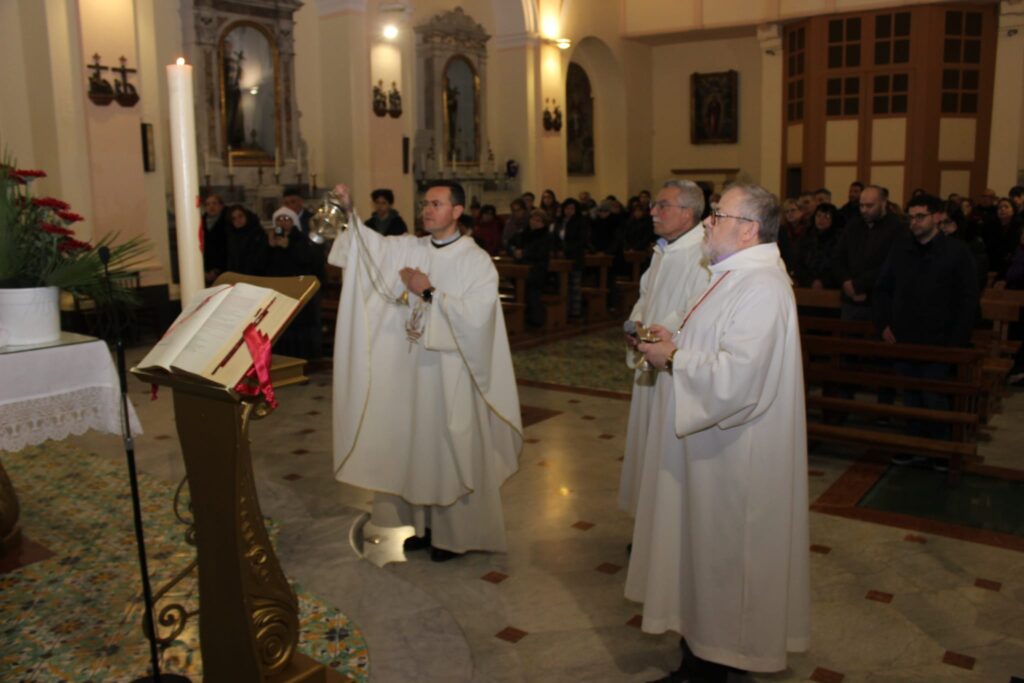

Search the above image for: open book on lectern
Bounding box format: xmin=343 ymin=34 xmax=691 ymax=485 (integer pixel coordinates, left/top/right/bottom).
xmin=136 ymin=282 xmax=300 ymax=388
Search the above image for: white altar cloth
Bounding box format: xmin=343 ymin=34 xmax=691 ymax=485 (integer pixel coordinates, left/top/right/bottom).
xmin=0 ymin=333 xmax=143 ymax=452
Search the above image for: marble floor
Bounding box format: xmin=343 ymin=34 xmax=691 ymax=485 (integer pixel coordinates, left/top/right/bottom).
xmin=13 ymin=341 xmax=1024 ymax=683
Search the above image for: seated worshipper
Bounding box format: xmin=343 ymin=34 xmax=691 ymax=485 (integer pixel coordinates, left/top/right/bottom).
xmin=201 ymin=194 xmax=229 ymax=285
xmin=622 ymin=200 xmax=655 ymax=252
xmin=266 ymin=207 xmax=325 ymax=359
xmin=328 ymin=180 xmax=523 ymax=562
xmin=473 ymin=204 xmax=502 ymax=255
xmin=874 ymin=194 xmax=978 ymax=467
xmin=591 ymin=197 xmax=626 ymax=254
xmin=224 ymin=204 xmax=269 ymax=276
xmin=632 ymin=184 xmax=810 ymax=683
xmin=553 ymin=197 xmax=591 ymax=318
xmin=502 ymin=198 xmax=529 ymax=252
xmin=365 ymin=188 xmax=409 ymax=236
xmin=539 ymin=188 xmax=560 ymax=224
xmin=283 ymin=187 xmax=312 ymax=232
xmin=511 ymin=208 xmax=554 ymax=328
xmin=795 ymin=202 xmax=842 ymax=289
xmin=521 ymin=191 xmax=536 ymax=212
xmin=619 ymin=180 xmax=711 ymax=519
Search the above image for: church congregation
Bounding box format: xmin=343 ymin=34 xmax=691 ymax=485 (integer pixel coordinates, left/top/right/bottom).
xmin=4 ymin=1 xmax=1024 ymax=682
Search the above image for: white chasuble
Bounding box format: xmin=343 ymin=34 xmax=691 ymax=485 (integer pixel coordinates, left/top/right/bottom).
xmin=328 ymin=216 xmax=523 ymax=552
xmin=620 ymin=225 xmax=710 ymax=515
xmin=624 ymin=243 xmax=811 ymax=672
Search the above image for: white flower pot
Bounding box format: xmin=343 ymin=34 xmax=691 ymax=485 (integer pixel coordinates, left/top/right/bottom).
xmin=0 ymin=286 xmax=61 ymax=347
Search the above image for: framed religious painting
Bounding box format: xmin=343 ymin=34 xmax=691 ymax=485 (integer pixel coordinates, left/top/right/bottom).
xmin=691 ymin=70 xmax=738 ymax=144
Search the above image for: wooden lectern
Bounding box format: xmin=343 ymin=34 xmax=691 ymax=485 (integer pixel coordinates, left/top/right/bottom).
xmin=132 ymin=274 xmax=348 ymax=682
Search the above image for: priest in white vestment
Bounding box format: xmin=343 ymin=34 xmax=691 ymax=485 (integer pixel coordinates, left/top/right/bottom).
xmin=620 ymin=180 xmax=711 ymax=516
xmin=631 ymin=184 xmax=810 ymax=682
xmin=327 ymin=181 xmax=523 ymax=562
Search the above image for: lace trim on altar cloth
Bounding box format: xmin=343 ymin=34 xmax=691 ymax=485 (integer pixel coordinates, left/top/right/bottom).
xmin=0 ymin=385 xmax=143 ymax=452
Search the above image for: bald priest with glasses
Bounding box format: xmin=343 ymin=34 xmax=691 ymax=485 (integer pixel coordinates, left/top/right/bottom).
xmin=632 ymin=184 xmax=810 ymax=683
xmin=327 ymin=181 xmax=523 ymax=563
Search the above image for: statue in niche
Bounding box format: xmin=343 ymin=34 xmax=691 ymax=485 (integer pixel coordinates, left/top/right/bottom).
xmin=566 ymin=62 xmax=595 ymax=175
xmin=446 ymin=83 xmax=459 ymax=162
xmin=224 ymin=41 xmax=246 ymax=148
xmin=372 ymin=80 xmax=388 ymax=117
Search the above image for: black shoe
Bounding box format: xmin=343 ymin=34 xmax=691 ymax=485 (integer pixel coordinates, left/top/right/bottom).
xmin=403 ymin=529 xmax=431 ymax=552
xmin=429 ymin=547 xmax=462 ymax=563
xmin=649 ymin=650 xmax=729 ymax=683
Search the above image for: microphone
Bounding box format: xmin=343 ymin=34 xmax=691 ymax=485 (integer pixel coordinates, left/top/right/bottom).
xmin=98 ymin=245 xmax=112 ymax=266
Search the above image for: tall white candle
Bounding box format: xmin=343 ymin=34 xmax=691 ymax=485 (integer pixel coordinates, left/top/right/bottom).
xmin=166 ymin=57 xmax=204 ymax=306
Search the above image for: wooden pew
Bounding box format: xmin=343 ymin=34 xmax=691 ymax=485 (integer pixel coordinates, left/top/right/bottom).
xmin=801 ymin=333 xmax=985 ymax=476
xmin=544 ymin=258 xmax=572 ymax=330
xmin=616 ymin=249 xmax=651 ymax=314
xmin=581 ymin=253 xmax=613 ymax=322
xmin=493 ymin=257 xmax=529 ymax=336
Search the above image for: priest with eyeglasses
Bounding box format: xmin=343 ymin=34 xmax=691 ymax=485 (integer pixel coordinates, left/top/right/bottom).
xmin=631 ymin=184 xmax=810 ymax=683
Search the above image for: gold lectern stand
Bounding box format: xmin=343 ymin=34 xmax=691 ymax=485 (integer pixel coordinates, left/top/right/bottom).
xmin=133 ymin=274 xmax=348 ymax=682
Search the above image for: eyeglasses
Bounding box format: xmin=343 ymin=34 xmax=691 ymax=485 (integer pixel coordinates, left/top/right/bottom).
xmin=707 ymin=211 xmax=755 ymax=226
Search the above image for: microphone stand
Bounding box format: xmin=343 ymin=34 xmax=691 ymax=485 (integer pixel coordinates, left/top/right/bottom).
xmin=99 ymin=249 xmax=191 ymax=683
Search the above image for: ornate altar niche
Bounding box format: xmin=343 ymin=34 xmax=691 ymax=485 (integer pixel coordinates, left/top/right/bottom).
xmin=185 ymin=0 xmax=308 ymax=208
xmin=414 ymin=8 xmax=510 ymax=202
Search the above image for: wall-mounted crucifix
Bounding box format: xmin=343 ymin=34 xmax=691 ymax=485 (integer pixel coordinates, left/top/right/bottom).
xmin=86 ymin=53 xmax=114 ymax=106
xmin=113 ymin=56 xmax=139 ymax=107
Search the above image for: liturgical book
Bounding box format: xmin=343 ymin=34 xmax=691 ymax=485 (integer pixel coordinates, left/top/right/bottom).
xmin=136 ymin=283 xmax=299 ymax=387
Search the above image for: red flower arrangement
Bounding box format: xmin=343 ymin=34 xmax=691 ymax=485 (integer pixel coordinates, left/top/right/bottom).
xmin=1 ymin=151 xmax=148 ymax=304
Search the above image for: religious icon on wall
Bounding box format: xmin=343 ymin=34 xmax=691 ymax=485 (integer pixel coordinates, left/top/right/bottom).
xmin=691 ymin=70 xmax=738 ymax=145
xmin=566 ymin=62 xmax=595 ymax=175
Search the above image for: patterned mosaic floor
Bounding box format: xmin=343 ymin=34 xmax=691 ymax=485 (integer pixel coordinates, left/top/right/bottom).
xmin=0 ymin=442 xmax=368 ymax=682
xmin=512 ymin=326 xmax=633 ymax=394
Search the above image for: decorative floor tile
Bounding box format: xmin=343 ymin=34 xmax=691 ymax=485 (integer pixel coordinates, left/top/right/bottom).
xmin=154 ymin=434 xmax=172 ymax=440
xmin=283 ymin=473 xmax=303 ymax=481
xmin=810 ymin=668 xmax=845 ymax=683
xmin=297 ymin=428 xmax=316 ymax=435
xmin=536 ymin=460 xmax=549 ymax=467
xmin=941 ymin=650 xmax=975 ymax=670
xmin=481 ymin=571 xmax=508 ymax=584
xmin=595 ymin=563 xmax=622 ymax=574
xmin=598 ymin=434 xmax=615 ymax=439
xmin=568 ymin=399 xmax=581 ymax=404
xmin=808 ymin=469 xmax=826 ymax=477
xmin=571 ymin=521 xmax=594 ymax=531
xmin=495 ymin=627 xmax=527 ymax=643
xmin=0 ymin=442 xmax=369 ymax=683
xmin=520 ymin=405 xmax=562 ymax=428
xmin=581 ymin=415 xmax=596 ymax=420
xmin=904 ymin=534 xmax=928 ymax=544
xmin=525 ymin=438 xmax=541 ymax=444
xmin=626 ymin=614 xmax=643 ymax=628
xmin=974 ymin=578 xmax=1002 ymax=591
xmin=810 ymin=544 xmax=832 ymax=554
xmin=865 ymin=590 xmax=893 ymax=604
xmin=306 ymin=410 xmax=320 ymax=416
xmin=292 ymin=448 xmax=310 ymax=455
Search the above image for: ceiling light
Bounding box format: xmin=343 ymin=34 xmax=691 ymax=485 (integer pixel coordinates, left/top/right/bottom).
xmin=383 ymin=24 xmax=399 ymax=40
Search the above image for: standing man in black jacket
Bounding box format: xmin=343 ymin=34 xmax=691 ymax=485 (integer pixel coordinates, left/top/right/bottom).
xmin=834 ymin=184 xmax=903 ymax=321
xmin=873 ymin=193 xmax=979 ymax=460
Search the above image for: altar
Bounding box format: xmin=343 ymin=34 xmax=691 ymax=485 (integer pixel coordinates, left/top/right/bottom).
xmin=0 ymin=332 xmax=142 ymax=552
